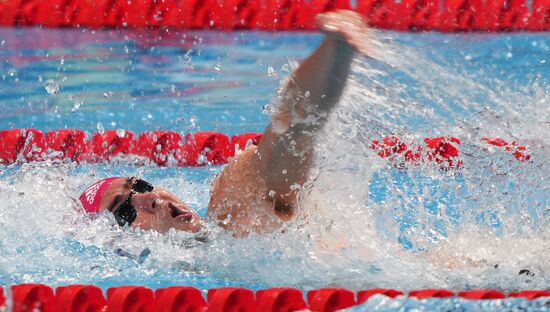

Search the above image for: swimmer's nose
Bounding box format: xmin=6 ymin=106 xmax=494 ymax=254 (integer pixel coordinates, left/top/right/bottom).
xmin=131 ymin=191 xmax=158 ymax=212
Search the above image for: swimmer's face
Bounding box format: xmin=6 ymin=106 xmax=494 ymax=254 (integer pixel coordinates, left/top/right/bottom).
xmin=98 ymin=177 xmax=203 ymax=233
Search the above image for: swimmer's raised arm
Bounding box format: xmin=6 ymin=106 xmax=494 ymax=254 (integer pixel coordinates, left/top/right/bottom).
xmin=255 ymin=11 xmax=369 ymax=208
xmin=208 ymin=10 xmax=370 ymax=234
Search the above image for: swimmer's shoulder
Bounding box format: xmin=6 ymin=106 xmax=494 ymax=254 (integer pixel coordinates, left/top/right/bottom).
xmin=211 ymin=145 xmax=261 ymax=190
xmin=207 ymin=145 xmax=290 ymax=235
xmin=207 ymin=146 xmax=264 ymax=218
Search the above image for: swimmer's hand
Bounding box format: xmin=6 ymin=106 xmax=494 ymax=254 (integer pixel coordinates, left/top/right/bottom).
xmin=316 ymin=10 xmax=370 ymax=55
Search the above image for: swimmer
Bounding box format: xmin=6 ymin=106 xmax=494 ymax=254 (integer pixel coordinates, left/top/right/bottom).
xmin=79 ymin=10 xmax=369 ymax=236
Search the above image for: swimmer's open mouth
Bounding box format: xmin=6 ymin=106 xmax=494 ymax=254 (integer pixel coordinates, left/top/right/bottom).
xmin=169 ymin=202 xmax=193 ymax=222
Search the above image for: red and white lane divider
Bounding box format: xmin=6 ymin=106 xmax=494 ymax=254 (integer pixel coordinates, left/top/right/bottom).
xmin=2 ymin=284 xmax=550 ymax=312
xmin=0 ymin=128 xmax=530 ymax=168
xmin=0 ymin=0 xmax=548 ymax=31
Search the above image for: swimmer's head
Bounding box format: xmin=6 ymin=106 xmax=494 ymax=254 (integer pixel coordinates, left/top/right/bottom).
xmin=79 ymin=177 xmax=203 ymax=233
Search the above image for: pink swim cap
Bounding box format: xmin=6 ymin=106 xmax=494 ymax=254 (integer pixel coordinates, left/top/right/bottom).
xmin=79 ymin=177 xmax=119 ymax=213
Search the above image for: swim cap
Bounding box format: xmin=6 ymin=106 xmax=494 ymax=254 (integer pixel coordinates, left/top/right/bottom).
xmin=79 ymin=177 xmax=119 ymax=213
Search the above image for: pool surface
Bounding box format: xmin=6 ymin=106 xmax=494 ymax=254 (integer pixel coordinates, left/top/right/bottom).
xmin=0 ymin=26 xmax=549 ymax=311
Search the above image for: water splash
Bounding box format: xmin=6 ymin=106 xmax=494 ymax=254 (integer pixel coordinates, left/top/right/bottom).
xmin=285 ymin=30 xmax=550 ymax=290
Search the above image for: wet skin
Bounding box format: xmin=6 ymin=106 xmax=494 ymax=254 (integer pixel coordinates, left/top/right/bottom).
xmin=99 ymin=177 xmax=203 ymax=233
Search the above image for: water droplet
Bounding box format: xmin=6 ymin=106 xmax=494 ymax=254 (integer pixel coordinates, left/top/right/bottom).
xmin=96 ymin=122 xmax=105 ymax=134
xmin=214 ymin=63 xmax=221 ymax=71
xmin=267 ymin=66 xmax=276 ymax=77
xmin=71 ymin=101 xmax=82 ymax=112
xmin=44 ymin=79 xmax=60 ymax=95
xmin=305 ymin=91 xmax=310 ymax=98
xmin=116 ymin=129 xmax=126 ymax=138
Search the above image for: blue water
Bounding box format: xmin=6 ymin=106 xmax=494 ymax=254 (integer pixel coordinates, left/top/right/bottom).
xmin=0 ymin=28 xmax=321 ymax=134
xmin=0 ymin=27 xmax=549 ymax=311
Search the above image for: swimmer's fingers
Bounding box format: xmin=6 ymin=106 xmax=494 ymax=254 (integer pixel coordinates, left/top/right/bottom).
xmin=316 ymin=10 xmax=370 ymax=55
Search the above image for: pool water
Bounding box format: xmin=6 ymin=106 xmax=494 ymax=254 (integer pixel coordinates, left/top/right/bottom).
xmin=0 ymin=26 xmax=549 ymax=311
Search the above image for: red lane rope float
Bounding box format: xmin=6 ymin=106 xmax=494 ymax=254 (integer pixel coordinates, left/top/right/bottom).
xmin=509 ymin=290 xmax=550 ymax=300
xmin=307 ymin=288 xmax=357 ymax=311
xmin=106 ymin=286 xmax=155 ymax=312
xmin=207 ymin=287 xmax=255 ymax=312
xmin=357 ymin=288 xmax=404 ymax=303
xmin=255 ymin=287 xmax=307 ymax=312
xmin=0 ymin=129 xmax=532 ymax=167
xmin=55 ymin=285 xmax=106 ymax=312
xmin=11 ymin=284 xmax=56 ymax=312
xmin=155 ymin=287 xmax=207 ymax=312
xmin=482 ymin=137 xmax=531 ymax=161
xmin=458 ymin=289 xmax=506 ymax=300
xmin=409 ymin=288 xmax=455 ymax=299
xmin=0 ymin=0 xmax=549 ymax=31
xmin=3 ymin=285 xmax=550 ymax=312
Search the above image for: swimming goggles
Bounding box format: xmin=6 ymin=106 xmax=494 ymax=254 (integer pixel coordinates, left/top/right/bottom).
xmin=113 ymin=179 xmax=154 ymax=226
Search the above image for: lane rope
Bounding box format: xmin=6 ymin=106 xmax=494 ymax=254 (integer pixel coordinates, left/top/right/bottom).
xmin=0 ymin=128 xmax=531 ymax=167
xmin=0 ymin=0 xmax=548 ymax=31
xmin=3 ymin=284 xmax=550 ymax=312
